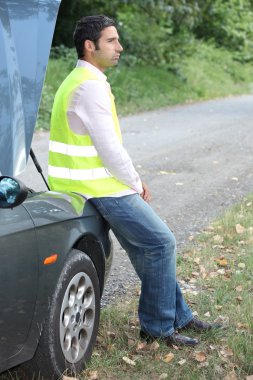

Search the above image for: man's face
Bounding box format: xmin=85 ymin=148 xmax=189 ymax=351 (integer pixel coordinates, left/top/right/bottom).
xmin=91 ymin=26 xmax=123 ymax=71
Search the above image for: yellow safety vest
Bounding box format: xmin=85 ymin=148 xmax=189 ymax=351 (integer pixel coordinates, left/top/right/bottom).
xmin=48 ymin=67 xmax=130 ymax=197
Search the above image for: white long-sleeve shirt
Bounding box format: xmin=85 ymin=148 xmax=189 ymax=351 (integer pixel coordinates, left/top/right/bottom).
xmin=66 ymin=60 xmax=143 ymax=198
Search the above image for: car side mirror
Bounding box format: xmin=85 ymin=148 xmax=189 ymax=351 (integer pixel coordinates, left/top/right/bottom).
xmin=0 ymin=176 xmax=28 ymax=209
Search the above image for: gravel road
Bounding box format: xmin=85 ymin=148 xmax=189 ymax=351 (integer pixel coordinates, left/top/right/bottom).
xmin=19 ymin=94 xmax=253 ymax=305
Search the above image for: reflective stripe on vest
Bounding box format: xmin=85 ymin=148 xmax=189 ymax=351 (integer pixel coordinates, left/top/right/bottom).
xmin=49 ymin=140 xmax=98 ymax=157
xmin=48 ymin=67 xmax=130 ymax=197
xmin=48 ymin=165 xmax=111 ymax=180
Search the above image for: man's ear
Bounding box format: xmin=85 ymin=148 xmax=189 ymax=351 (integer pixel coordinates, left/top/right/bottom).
xmin=84 ymin=40 xmax=95 ymax=53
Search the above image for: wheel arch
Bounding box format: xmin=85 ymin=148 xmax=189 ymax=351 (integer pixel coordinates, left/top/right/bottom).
xmin=73 ymin=233 xmax=106 ymax=295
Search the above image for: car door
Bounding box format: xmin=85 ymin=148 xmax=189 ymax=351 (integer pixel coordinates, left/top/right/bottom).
xmin=0 ymin=204 xmax=38 ymax=362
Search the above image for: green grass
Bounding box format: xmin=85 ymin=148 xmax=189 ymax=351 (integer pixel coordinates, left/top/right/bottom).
xmin=82 ymin=194 xmax=253 ymax=379
xmin=37 ymin=41 xmax=253 ymax=130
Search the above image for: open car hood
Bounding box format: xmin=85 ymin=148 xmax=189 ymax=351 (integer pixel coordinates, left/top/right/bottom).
xmin=0 ymin=0 xmax=61 ymax=176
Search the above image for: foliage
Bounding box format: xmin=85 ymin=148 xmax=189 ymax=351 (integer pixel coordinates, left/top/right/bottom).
xmin=36 ymin=83 xmax=54 ymax=130
xmin=194 ymin=0 xmax=253 ymax=62
xmin=52 ymin=0 xmax=253 ymax=66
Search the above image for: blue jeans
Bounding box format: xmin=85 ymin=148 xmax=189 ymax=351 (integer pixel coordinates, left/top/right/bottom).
xmin=90 ymin=194 xmax=193 ymax=337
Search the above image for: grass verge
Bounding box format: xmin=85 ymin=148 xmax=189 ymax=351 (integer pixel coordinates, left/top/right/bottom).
xmin=37 ymin=41 xmax=253 ymax=130
xmin=83 ymin=193 xmax=253 ymax=380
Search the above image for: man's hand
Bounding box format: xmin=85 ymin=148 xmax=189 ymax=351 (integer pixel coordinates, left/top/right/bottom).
xmin=141 ymin=182 xmax=151 ymax=203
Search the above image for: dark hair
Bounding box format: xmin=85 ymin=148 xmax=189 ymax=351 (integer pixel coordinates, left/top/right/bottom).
xmin=73 ymin=15 xmax=116 ymax=58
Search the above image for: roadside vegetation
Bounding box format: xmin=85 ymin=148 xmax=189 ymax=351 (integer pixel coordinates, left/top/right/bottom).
xmin=82 ymin=193 xmax=253 ymax=380
xmin=36 ymin=0 xmax=253 ymax=130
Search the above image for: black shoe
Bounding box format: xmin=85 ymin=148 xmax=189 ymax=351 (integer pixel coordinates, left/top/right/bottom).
xmin=140 ymin=330 xmax=199 ymax=347
xmin=180 ymin=317 xmax=222 ymax=332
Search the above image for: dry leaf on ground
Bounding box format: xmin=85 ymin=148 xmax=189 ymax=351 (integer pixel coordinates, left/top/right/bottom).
xmin=163 ymin=352 xmax=174 ymax=363
xmin=194 ymin=351 xmax=207 ymax=362
xmin=215 ymin=258 xmax=228 ymax=267
xmin=237 ymin=322 xmax=250 ymax=331
xmin=159 ymin=374 xmax=168 ymax=379
xmin=220 ymin=347 xmax=234 ymax=357
xmin=235 ymin=224 xmax=245 ymax=234
xmin=86 ymin=371 xmax=99 ymax=380
xmin=224 ymin=369 xmax=238 ymax=380
xmin=122 ymin=356 xmax=136 ymax=366
xmin=136 ymin=341 xmax=147 ymax=351
xmin=148 ymin=341 xmax=160 ymax=351
xmin=106 ymin=331 xmax=116 ymax=339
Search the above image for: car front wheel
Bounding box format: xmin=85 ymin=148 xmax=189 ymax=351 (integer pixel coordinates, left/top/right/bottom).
xmin=25 ymin=249 xmax=101 ymax=379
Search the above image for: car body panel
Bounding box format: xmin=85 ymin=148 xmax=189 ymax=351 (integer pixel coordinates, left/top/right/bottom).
xmin=0 ymin=0 xmax=61 ymax=176
xmin=0 ymin=205 xmax=38 ymax=361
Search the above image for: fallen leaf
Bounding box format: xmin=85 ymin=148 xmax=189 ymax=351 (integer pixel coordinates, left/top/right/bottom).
xmin=194 ymin=351 xmax=207 ymax=362
xmin=237 ymin=323 xmax=250 ymax=331
xmin=149 ymin=341 xmax=160 ymax=351
xmin=106 ymin=344 xmax=115 ymax=352
xmin=194 ymin=257 xmax=201 ymax=264
xmin=136 ymin=341 xmax=147 ymax=351
xmin=159 ymin=374 xmax=168 ymax=379
xmin=204 ymin=311 xmax=211 ymax=317
xmin=220 ymin=348 xmax=234 ymax=357
xmin=122 ymin=356 xmax=136 ymax=366
xmin=235 ymin=285 xmax=243 ymax=292
xmin=215 ymin=305 xmax=223 ymax=310
xmin=163 ymin=352 xmax=175 ymax=363
xmin=215 ymin=258 xmax=228 ymax=267
xmin=106 ymin=331 xmax=116 ymax=339
xmin=237 ymin=262 xmax=245 ymax=269
xmin=178 ymin=359 xmax=186 ymax=365
xmin=86 ymin=371 xmax=99 ymax=380
xmin=236 ymin=296 xmax=243 ymax=303
xmin=224 ymin=369 xmax=238 ymax=380
xmin=235 ymin=224 xmax=245 ymax=234
xmin=214 ymin=315 xmax=229 ymax=325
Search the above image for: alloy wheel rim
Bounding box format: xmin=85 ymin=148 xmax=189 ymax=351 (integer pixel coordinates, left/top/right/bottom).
xmin=59 ymin=271 xmax=96 ymax=363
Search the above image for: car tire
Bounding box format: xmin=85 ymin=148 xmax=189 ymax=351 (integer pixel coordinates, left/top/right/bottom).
xmin=22 ymin=249 xmax=101 ymax=379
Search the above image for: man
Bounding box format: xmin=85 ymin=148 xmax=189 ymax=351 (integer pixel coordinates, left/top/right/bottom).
xmin=48 ymin=15 xmax=219 ymax=346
